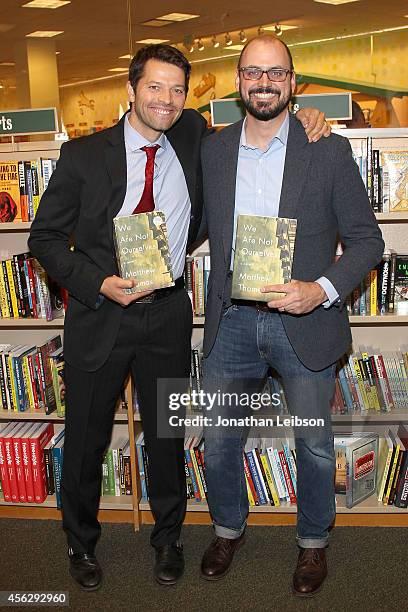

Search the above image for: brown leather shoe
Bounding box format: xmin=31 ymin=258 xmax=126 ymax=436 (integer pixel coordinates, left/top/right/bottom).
xmin=201 ymin=533 xmax=245 ymax=581
xmin=292 ymin=547 xmax=327 ymax=597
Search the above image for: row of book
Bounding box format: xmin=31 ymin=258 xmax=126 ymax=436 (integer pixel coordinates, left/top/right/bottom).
xmin=0 ymin=159 xmax=56 ymax=223
xmin=352 ymin=142 xmax=407 ymax=213
xmin=345 ymin=252 xmax=408 ymax=316
xmin=0 ymin=252 xmax=66 ymax=321
xmin=0 ymin=334 xmax=65 ymax=417
xmin=135 ymin=431 xmax=408 ymax=509
xmin=333 ymin=349 xmax=408 ymax=414
xmin=0 ymin=421 xmax=134 ymax=506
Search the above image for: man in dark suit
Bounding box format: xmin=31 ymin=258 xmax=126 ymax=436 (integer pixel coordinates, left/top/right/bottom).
xmin=28 ymin=42 xmax=329 ymax=590
xmin=200 ymin=35 xmax=384 ymax=596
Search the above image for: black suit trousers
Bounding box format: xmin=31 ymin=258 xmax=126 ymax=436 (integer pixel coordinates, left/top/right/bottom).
xmin=61 ymin=288 xmax=192 ymax=552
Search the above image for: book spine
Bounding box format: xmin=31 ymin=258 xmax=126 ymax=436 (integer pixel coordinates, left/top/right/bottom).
xmin=44 ymin=448 xmax=55 ymax=495
xmin=123 ymin=455 xmax=132 ymax=495
xmin=0 ymin=434 xmax=12 ymax=501
xmin=243 ymin=452 xmax=259 ymax=505
xmin=12 ymin=434 xmax=27 ymax=502
xmin=278 ymin=449 xmax=296 ymax=504
xmin=21 ymin=436 xmax=34 ymax=502
xmin=52 ymin=447 xmax=63 ymax=509
xmin=246 ymin=450 xmax=267 ymax=505
xmin=4 ymin=436 xmax=19 ymax=502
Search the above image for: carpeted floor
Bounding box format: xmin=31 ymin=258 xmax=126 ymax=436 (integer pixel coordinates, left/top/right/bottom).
xmin=0 ymin=520 xmax=406 ymax=612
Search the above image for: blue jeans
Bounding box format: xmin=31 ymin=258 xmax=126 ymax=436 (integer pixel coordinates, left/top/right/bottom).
xmin=203 ymin=305 xmax=336 ymax=548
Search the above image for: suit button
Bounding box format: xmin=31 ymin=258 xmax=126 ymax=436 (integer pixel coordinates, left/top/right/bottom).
xmin=190 ymin=214 xmax=195 ymax=220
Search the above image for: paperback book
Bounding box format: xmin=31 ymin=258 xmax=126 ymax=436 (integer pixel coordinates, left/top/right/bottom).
xmin=342 ymin=433 xmax=379 ymax=508
xmin=231 ymin=215 xmax=297 ymax=302
xmin=113 ymin=211 xmax=174 ymax=294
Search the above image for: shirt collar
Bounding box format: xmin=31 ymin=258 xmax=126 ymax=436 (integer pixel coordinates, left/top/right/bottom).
xmin=124 ymin=113 xmax=167 ymax=152
xmin=240 ymin=111 xmax=289 ymax=151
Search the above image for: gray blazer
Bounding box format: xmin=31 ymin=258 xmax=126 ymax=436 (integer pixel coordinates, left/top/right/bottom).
xmin=201 ymin=114 xmax=384 ymax=371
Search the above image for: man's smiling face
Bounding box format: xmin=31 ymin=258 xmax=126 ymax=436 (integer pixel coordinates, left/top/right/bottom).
xmin=237 ymin=38 xmax=296 ymax=122
xmin=127 ymin=58 xmax=187 ymax=141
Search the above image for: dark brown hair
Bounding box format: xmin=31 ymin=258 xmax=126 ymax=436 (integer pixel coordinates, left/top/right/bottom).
xmin=128 ymin=44 xmax=191 ymax=92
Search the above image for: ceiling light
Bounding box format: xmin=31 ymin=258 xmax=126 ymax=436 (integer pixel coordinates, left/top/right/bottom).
xmin=26 ymin=30 xmax=64 ymax=37
xmin=288 ymin=24 xmax=408 ymax=48
xmin=211 ymin=36 xmax=220 ymax=48
xmin=119 ymin=54 xmax=132 ymax=59
xmin=274 ymin=24 xmax=283 ymax=37
xmin=313 ymin=0 xmax=360 ymax=4
xmin=55 ymin=51 xmax=61 ymax=54
xmin=22 ymin=0 xmax=70 ymax=7
xmin=225 ymin=32 xmax=232 ymax=46
xmin=0 ymin=62 xmax=15 ymax=66
xmin=239 ymin=30 xmax=247 ymax=43
xmin=108 ymin=68 xmax=128 ymax=73
xmin=197 ymin=39 xmax=204 ymax=51
xmin=135 ymin=38 xmax=169 ymax=44
xmin=156 ymin=13 xmax=199 ymax=21
xmin=224 ymin=44 xmax=245 ymax=51
xmin=141 ymin=19 xmax=172 ymax=27
xmin=264 ymin=24 xmax=298 ymax=31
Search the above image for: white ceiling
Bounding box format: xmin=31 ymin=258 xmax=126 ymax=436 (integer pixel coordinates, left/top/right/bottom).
xmin=0 ymin=0 xmax=406 ymax=89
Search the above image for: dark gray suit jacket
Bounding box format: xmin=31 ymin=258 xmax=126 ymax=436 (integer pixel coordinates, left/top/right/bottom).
xmin=28 ymin=109 xmax=207 ymax=371
xmin=201 ymin=113 xmax=384 ymax=371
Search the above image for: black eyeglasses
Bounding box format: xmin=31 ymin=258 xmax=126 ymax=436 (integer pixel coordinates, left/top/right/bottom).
xmin=239 ymin=67 xmax=292 ymax=82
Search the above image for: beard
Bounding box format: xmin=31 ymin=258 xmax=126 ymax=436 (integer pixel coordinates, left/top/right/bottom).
xmin=240 ymin=84 xmax=292 ymax=121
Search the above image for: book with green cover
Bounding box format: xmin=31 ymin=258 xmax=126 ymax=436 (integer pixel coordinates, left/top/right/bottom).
xmin=113 ymin=211 xmax=174 ymax=294
xmin=231 ymin=214 xmax=297 ymax=302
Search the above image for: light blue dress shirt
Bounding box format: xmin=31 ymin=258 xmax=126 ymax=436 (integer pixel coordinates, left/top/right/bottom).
xmin=117 ymin=115 xmax=191 ymax=280
xmin=232 ymin=112 xmax=339 ymax=307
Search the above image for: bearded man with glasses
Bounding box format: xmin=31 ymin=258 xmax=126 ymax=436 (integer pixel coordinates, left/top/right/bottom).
xmin=199 ymin=35 xmax=384 ymax=597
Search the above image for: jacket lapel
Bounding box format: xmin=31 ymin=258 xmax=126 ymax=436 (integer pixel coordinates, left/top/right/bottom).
xmin=278 ymin=114 xmax=312 ymax=220
xmin=219 ymin=120 xmax=243 ymax=265
xmin=104 ymin=116 xmax=127 ymax=246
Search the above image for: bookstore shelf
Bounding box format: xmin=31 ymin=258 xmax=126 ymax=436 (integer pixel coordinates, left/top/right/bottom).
xmin=139 ymin=496 xmax=408 ymax=514
xmin=0 ymin=410 xmax=129 ymax=422
xmin=0 ymin=222 xmax=32 ymax=232
xmin=0 ymin=318 xmax=64 ymax=328
xmin=0 ymin=494 xmax=133 ymax=511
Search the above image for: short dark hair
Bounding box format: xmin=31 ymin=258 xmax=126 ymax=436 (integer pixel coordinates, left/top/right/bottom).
xmin=238 ymin=35 xmax=294 ymax=72
xmin=128 ymin=44 xmax=191 ymax=93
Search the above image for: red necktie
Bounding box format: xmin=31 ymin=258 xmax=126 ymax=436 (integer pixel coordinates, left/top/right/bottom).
xmin=133 ymin=144 xmax=160 ymax=214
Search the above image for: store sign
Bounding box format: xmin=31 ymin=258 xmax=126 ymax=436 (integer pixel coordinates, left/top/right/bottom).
xmin=0 ymin=107 xmax=58 ymax=136
xmin=210 ymin=93 xmax=352 ymax=127
xmin=292 ymin=93 xmax=352 ymax=120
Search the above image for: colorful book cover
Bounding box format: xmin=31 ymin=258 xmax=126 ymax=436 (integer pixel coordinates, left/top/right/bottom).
xmin=0 ymin=161 xmax=21 ymax=222
xmin=345 ymin=433 xmax=379 ymax=508
xmin=113 ymin=211 xmax=174 ymax=294
xmin=394 ymin=255 xmax=408 ymax=315
xmin=380 ymin=151 xmax=408 ymax=212
xmin=231 ymin=215 xmax=297 ymax=302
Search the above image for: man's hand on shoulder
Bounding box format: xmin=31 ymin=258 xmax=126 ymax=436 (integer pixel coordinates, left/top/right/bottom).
xmin=296 ymin=107 xmax=331 ymax=143
xmin=100 ymin=275 xmax=153 ymax=306
xmin=261 ymin=280 xmax=327 ymax=314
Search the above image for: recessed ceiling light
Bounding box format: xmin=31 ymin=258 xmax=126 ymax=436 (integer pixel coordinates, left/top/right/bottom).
xmin=141 ymin=20 xmax=172 ymax=27
xmin=22 ymin=0 xmax=70 ymax=8
xmin=156 ymin=13 xmax=199 ymax=21
xmin=313 ymin=0 xmax=360 ymax=4
xmin=0 ymin=62 xmax=15 ymax=66
xmin=26 ymin=30 xmax=64 ymax=37
xmin=224 ymin=44 xmax=245 ymax=51
xmin=135 ymin=38 xmax=169 ymax=44
xmin=264 ymin=24 xmax=298 ymax=31
xmin=119 ymin=54 xmax=132 ymax=59
xmin=108 ymin=68 xmax=128 ymax=72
